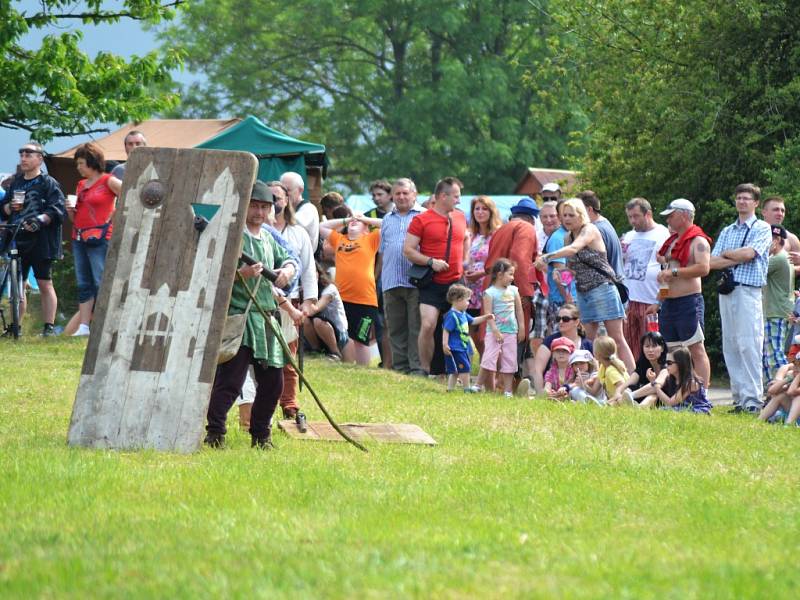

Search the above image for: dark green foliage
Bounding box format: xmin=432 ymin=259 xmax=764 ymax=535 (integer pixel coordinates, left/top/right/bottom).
xmin=160 ymin=0 xmax=585 ymax=192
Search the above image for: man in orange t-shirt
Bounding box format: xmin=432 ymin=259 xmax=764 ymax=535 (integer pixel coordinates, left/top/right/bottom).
xmin=404 ymin=177 xmax=469 ymax=375
xmin=320 ymin=212 xmax=383 ymax=365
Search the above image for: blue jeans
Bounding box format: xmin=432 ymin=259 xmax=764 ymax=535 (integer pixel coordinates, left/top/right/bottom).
xmin=72 ymin=239 xmax=109 ymax=303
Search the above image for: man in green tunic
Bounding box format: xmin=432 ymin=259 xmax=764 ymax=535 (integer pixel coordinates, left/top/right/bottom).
xmin=205 ymin=181 xmax=297 ymax=449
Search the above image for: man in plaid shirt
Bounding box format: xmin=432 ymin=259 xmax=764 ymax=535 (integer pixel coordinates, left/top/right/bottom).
xmin=710 ymin=183 xmax=773 ymax=413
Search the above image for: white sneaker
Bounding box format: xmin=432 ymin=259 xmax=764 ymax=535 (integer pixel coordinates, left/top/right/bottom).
xmin=622 ymin=390 xmax=635 ymax=406
xmin=72 ymin=324 xmax=90 ymax=337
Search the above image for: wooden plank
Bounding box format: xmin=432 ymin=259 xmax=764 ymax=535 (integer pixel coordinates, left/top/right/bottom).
xmin=67 ymin=147 xmax=257 ymax=453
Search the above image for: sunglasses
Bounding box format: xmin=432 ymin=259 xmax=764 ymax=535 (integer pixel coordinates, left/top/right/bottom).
xmin=557 ymin=316 xmax=577 ymax=323
xmin=19 ymin=148 xmax=42 ymax=156
xmin=665 ymin=359 xmax=675 ymax=365
xmin=542 ymin=195 xmax=559 ymax=201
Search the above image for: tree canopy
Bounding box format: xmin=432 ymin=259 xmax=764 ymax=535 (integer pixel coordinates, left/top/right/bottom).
xmin=0 ymin=0 xmax=184 ymax=142
xmin=161 ymin=0 xmax=585 ymax=191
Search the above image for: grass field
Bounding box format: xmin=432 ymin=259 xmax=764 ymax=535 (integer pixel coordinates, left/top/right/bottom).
xmin=1 ymin=336 xmax=799 ymax=598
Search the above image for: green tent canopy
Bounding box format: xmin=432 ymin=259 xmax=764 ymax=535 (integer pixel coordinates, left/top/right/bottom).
xmin=196 ymin=115 xmax=326 ymax=199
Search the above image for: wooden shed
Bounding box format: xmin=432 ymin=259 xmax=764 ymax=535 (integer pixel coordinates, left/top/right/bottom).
xmin=513 ymin=167 xmax=580 ymax=197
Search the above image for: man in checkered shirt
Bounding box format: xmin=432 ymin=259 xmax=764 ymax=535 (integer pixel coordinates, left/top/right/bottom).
xmin=710 ymin=183 xmax=773 ymax=413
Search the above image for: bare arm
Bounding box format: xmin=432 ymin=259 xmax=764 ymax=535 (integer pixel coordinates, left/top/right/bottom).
xmin=107 ymin=176 xmax=122 ymax=196
xmin=514 ymin=291 xmax=525 ymax=342
xmin=722 ymin=247 xmax=757 ymax=263
xmin=403 ymin=232 xmax=448 ymax=271
xmin=471 ymin=313 xmax=495 ymax=326
xmin=319 ymin=216 xmax=349 ymax=240
xmin=532 ymin=345 xmax=552 ymax=393
xmin=442 ymin=329 xmax=452 ymax=355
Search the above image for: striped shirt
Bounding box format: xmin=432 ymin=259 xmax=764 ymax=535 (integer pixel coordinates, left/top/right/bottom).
xmin=380 ymin=205 xmax=425 ymax=291
xmin=711 ymin=215 xmax=771 ymax=287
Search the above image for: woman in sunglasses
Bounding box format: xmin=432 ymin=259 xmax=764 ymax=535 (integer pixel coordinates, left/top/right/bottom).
xmin=528 ymin=303 xmax=593 ymax=394
xmin=650 ymin=346 xmax=711 ymax=414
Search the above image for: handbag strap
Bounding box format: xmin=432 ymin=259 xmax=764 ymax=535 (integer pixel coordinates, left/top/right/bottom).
xmin=442 ymin=216 xmax=453 ymax=261
xmin=731 ymin=222 xmax=752 ymax=272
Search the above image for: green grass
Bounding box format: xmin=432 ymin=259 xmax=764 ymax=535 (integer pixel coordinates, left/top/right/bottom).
xmin=1 ymin=337 xmax=799 ymax=598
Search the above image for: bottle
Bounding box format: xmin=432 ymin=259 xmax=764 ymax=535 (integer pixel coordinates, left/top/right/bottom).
xmin=658 ymin=265 xmax=670 ymax=300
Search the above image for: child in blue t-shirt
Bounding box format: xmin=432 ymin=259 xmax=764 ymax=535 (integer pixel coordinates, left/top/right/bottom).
xmin=442 ymin=284 xmax=495 ymax=392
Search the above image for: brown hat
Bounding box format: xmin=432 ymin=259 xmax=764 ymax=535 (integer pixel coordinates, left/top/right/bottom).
xmin=251 ymin=180 xmax=275 ymax=203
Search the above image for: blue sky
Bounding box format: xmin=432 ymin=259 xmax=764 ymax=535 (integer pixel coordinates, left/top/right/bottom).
xmin=1 ymin=1 xmax=189 ymax=175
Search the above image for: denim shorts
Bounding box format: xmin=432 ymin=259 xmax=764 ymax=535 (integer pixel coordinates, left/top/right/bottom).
xmin=576 ymin=282 xmax=624 ymax=323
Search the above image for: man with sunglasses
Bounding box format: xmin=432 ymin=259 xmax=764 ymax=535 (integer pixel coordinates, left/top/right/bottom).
xmin=1 ymin=142 xmax=65 ymax=336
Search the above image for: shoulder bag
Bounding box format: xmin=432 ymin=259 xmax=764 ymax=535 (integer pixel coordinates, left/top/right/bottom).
xmin=409 ymin=217 xmax=453 ymax=289
xmin=218 ymin=276 xmax=262 ymax=363
xmin=582 ymin=253 xmax=629 ymax=304
xmin=717 ymin=224 xmax=751 ymax=295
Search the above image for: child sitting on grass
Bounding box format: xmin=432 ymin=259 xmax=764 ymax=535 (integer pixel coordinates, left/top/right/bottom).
xmin=759 ymin=349 xmax=800 ymax=425
xmin=650 ymin=346 xmax=712 ymax=414
xmin=303 ymin=262 xmax=349 ymax=361
xmin=442 ymin=284 xmax=494 ymax=392
xmin=589 ymin=336 xmax=634 ymax=406
xmin=566 ymin=349 xmax=602 ymax=405
xmin=543 ymin=336 xmax=575 ymax=399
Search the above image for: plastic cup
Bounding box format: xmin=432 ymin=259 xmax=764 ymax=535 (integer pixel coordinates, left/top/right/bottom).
xmin=66 ymin=194 xmax=77 ymax=209
xmin=12 ymin=190 xmax=25 ymax=208
xmin=646 ymin=314 xmax=659 ymax=332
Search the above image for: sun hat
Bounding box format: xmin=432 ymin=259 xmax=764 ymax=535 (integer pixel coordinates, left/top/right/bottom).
xmin=551 ymin=336 xmax=576 ymax=354
xmin=569 ymin=349 xmax=594 ymax=365
xmin=510 ymin=197 xmax=540 ymax=217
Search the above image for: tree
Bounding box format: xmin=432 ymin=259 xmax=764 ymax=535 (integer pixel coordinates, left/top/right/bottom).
xmin=0 ymin=0 xmax=185 ymax=142
xmin=547 ymin=0 xmax=800 ymax=371
xmin=161 ymin=0 xmax=585 ymax=191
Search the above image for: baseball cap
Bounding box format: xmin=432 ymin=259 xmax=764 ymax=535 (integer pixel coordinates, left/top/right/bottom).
xmin=569 ymin=349 xmax=594 ymax=365
xmin=510 ymin=197 xmax=540 ymax=217
xmin=551 ymin=336 xmax=576 ymax=354
xmin=660 ymin=198 xmax=695 ymax=216
xmin=542 ymin=182 xmax=561 ymax=193
xmin=250 ymin=180 xmax=275 ymax=203
xmin=771 ymin=224 xmax=787 ymax=239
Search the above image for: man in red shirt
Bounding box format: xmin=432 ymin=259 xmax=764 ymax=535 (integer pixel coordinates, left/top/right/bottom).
xmin=404 ymin=177 xmax=469 ymax=375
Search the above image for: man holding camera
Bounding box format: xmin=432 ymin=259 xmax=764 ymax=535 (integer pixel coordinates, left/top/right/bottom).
xmin=0 ymin=142 xmax=65 ymax=336
xmin=710 ymin=183 xmax=772 ymax=413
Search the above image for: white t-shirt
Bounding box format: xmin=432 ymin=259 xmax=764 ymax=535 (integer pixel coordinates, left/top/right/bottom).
xmin=295 ymin=202 xmax=320 ymax=253
xmin=620 ymin=224 xmax=670 ymax=303
xmin=318 ymin=283 xmax=348 ymax=333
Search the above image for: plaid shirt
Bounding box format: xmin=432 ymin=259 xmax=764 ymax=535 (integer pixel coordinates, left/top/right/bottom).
xmin=712 ymin=215 xmax=771 ymax=287
xmin=379 ymin=205 xmax=424 ymax=291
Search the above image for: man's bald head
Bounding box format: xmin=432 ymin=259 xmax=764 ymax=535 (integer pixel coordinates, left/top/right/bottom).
xmin=280 ymin=171 xmax=305 ymax=207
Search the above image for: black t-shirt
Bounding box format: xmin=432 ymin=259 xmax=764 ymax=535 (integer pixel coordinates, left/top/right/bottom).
xmin=631 ymin=357 xmax=677 ymax=398
xmin=3 ymin=174 xmax=65 ymax=260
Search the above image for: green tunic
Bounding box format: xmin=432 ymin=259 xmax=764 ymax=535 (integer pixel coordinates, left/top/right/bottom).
xmin=230 ymin=229 xmax=291 ymax=367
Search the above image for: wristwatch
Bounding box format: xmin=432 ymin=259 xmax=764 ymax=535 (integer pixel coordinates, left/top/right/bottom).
xmin=671 ymin=267 xmax=679 ymax=278
xmin=426 ymin=258 xmax=434 ymax=267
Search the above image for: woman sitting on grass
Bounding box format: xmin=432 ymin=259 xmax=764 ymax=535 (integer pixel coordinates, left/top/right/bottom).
xmin=759 ymin=350 xmax=800 ymax=426
xmin=650 ymin=347 xmax=711 ymax=414
xmin=625 ymin=332 xmax=677 ymax=407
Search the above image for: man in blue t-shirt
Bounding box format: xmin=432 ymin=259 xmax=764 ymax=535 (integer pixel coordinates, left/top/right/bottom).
xmin=442 ymin=284 xmax=494 ymax=392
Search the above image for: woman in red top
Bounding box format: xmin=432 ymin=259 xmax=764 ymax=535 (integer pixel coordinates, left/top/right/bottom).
xmin=66 ymin=143 xmax=121 ymax=336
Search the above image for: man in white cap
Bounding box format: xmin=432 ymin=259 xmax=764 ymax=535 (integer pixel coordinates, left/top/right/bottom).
xmin=540 ymin=182 xmax=561 ymax=202
xmin=654 ymin=198 xmax=712 ymax=385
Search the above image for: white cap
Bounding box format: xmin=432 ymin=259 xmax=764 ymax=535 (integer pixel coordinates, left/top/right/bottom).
xmin=569 ymin=349 xmax=594 ymax=365
xmin=660 ymin=198 xmax=695 ymax=216
xmin=542 ymin=182 xmax=561 ymax=193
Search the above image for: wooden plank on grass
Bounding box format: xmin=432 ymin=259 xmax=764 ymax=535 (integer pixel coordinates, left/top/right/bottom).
xmin=67 ymin=147 xmax=257 ymax=453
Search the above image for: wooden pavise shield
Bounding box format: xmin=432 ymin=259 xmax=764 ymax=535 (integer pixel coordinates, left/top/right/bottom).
xmin=67 ymin=147 xmax=258 ymax=453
